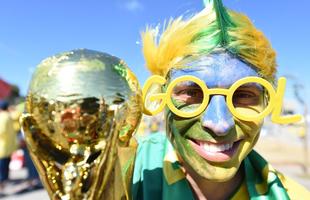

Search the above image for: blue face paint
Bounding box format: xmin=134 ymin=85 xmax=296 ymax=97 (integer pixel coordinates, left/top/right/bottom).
xmin=170 ymin=52 xmax=259 ymax=88
xmin=200 ymin=95 xmax=235 ymax=136
xmin=169 ymin=52 xmax=260 ymax=136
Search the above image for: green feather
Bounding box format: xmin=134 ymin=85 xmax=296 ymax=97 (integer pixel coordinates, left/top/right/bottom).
xmin=202 ymin=0 xmax=235 ymax=46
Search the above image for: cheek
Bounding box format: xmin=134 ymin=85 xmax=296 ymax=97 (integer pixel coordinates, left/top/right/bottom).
xmin=166 ymin=116 xmax=195 ymax=153
xmin=236 ymin=118 xmax=263 ymax=138
xmin=166 ymin=108 xmax=199 ymax=135
xmin=249 ymin=120 xmax=263 ymax=138
xmin=234 ymin=105 xmax=265 ymax=117
xmin=173 ymin=131 xmax=203 ymax=169
xmin=237 ymin=120 xmax=262 ymax=160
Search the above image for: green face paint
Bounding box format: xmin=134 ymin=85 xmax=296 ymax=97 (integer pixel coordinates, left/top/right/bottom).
xmin=165 ymin=53 xmax=264 ymax=181
xmin=167 ymin=113 xmax=262 ymax=181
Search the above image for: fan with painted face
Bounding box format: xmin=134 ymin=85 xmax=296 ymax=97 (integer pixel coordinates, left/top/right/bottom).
xmin=137 ymin=0 xmax=309 ymax=199
xmin=166 ymin=51 xmax=264 ymax=182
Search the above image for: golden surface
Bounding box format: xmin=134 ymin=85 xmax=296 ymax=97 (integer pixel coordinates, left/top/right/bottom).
xmin=20 ymin=49 xmax=142 ymax=199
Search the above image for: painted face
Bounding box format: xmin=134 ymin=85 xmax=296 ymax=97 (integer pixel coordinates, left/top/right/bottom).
xmin=166 ymin=52 xmax=265 ymax=181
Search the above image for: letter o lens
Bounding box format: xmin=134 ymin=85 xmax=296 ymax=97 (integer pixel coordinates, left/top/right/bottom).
xmin=166 ymin=75 xmax=209 ymax=118
xmin=226 ymin=77 xmax=276 ymax=121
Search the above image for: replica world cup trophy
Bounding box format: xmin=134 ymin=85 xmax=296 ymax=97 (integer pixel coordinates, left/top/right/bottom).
xmin=20 ymin=49 xmax=142 ymax=199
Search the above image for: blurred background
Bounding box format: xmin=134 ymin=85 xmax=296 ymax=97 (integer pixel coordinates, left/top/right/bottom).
xmin=0 ymin=0 xmax=309 ymax=199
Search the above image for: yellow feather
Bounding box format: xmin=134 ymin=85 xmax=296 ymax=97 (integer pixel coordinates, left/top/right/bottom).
xmin=141 ymin=7 xmax=277 ymax=80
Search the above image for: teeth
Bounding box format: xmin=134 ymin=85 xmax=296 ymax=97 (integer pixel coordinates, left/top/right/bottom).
xmin=201 ymin=142 xmax=233 ymax=153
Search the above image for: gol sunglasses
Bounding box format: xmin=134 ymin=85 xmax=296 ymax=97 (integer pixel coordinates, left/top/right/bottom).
xmin=142 ymin=75 xmax=302 ymax=124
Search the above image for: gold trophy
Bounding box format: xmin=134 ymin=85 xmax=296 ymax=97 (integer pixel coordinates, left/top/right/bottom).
xmin=20 ymin=49 xmax=142 ymax=199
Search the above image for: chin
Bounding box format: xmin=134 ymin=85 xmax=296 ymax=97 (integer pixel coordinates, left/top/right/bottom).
xmin=179 ymin=150 xmax=241 ymax=183
xmin=196 ymin=162 xmax=240 ymax=182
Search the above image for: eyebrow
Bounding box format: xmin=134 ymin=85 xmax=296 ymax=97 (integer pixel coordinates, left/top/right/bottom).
xmin=238 ymin=83 xmax=263 ymax=91
xmin=174 ymin=81 xmax=200 ymax=88
xmin=170 ymin=66 xmax=206 ymax=75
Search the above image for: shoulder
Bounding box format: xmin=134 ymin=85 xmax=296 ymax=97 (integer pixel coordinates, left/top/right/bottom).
xmin=246 ymin=151 xmax=310 ymax=199
xmin=132 ymin=132 xmax=168 ymax=199
xmin=0 ymin=111 xmax=9 ymax=119
xmin=0 ymin=111 xmax=13 ymax=122
xmin=276 ymin=171 xmax=310 ymax=200
xmin=134 ymin=131 xmax=168 ymax=172
xmin=136 ymin=131 xmax=167 ymax=145
xmin=132 ymin=132 xmax=194 ymax=200
xmin=0 ymin=112 xmax=13 ymax=129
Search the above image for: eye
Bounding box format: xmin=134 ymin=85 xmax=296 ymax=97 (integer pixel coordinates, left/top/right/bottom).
xmin=172 ymin=87 xmax=203 ymax=104
xmin=232 ymin=89 xmax=260 ymax=106
xmin=177 ymin=89 xmax=201 ymax=97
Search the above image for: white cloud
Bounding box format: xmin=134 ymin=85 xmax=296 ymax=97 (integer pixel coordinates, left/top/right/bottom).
xmin=124 ymin=0 xmax=144 ymax=12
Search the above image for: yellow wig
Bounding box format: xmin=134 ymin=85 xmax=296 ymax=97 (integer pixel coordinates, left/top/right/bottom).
xmin=141 ymin=0 xmax=276 ymax=80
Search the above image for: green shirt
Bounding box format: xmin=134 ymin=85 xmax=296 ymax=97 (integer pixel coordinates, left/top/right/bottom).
xmin=131 ymin=132 xmax=310 ymax=200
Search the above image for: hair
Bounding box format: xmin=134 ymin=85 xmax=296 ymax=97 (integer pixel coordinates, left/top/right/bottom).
xmin=0 ymin=100 xmax=9 ymax=110
xmin=141 ymin=0 xmax=276 ymax=80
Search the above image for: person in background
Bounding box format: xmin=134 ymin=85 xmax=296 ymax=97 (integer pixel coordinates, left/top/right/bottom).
xmin=0 ymin=100 xmax=17 ymax=192
xmin=9 ymin=102 xmax=42 ymax=190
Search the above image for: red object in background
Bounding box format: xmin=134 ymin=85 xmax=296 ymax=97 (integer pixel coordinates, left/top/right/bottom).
xmin=0 ymin=78 xmax=12 ymax=100
xmin=10 ymin=149 xmax=25 ymax=170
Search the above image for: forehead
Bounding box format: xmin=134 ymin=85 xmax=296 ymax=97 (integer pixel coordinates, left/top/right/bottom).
xmin=169 ymin=52 xmax=260 ymax=88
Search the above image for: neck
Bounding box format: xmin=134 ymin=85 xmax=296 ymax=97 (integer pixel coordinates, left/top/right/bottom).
xmin=182 ymin=162 xmax=244 ymax=200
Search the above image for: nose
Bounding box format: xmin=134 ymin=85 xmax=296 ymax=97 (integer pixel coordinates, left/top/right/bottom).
xmin=201 ymin=95 xmax=235 ymax=136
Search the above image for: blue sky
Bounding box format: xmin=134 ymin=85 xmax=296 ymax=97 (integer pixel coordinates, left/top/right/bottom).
xmin=0 ymin=0 xmax=309 ymax=110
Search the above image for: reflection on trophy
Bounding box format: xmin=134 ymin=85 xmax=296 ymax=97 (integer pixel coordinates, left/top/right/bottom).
xmin=20 ymin=49 xmax=142 ymax=199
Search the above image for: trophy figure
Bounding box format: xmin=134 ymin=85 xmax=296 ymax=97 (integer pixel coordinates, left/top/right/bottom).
xmin=20 ymin=49 xmax=142 ymax=199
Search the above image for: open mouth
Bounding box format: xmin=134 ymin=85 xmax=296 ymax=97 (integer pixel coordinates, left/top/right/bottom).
xmin=188 ymin=139 xmax=241 ymax=162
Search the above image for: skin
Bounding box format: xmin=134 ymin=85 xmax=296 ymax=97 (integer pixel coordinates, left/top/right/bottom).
xmin=165 ymin=52 xmax=265 ymax=199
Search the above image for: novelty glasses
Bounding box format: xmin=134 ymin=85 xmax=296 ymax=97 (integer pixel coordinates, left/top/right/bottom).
xmin=142 ymin=75 xmax=301 ymax=124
